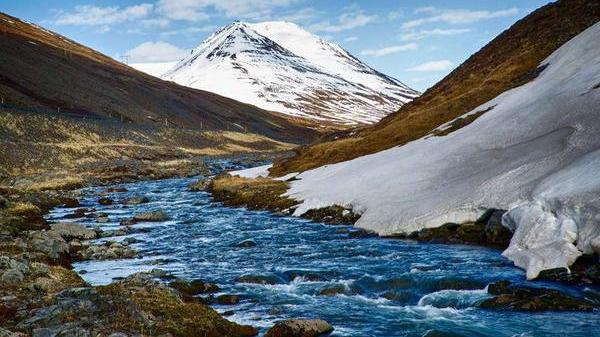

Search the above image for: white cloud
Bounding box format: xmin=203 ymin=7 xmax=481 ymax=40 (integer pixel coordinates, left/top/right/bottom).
xmin=407 ymin=60 xmax=453 ymax=72
xmin=310 ymin=9 xmax=377 ymax=33
xmin=54 ymin=4 xmax=154 ymax=26
xmin=156 ymin=0 xmax=298 ymax=21
xmin=402 ymin=8 xmax=518 ymax=29
xmin=388 ymin=10 xmax=403 ymax=21
xmin=160 ymin=26 xmax=217 ymax=37
xmin=401 ymin=28 xmax=471 ymax=41
xmin=414 ymin=6 xmax=437 ymax=14
xmin=125 ymin=41 xmax=189 ymax=63
xmin=361 ymin=43 xmax=418 ymax=57
xmin=344 ymin=36 xmax=358 ymax=42
xmin=277 ymin=7 xmax=321 ymax=23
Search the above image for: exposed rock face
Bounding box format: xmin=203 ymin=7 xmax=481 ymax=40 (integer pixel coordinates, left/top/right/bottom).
xmin=265 ymin=319 xmax=333 ymax=337
xmin=480 ymin=280 xmax=595 ymax=311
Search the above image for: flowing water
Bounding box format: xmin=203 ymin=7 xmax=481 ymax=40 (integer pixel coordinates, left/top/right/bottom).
xmin=47 ymin=160 xmax=600 ymax=337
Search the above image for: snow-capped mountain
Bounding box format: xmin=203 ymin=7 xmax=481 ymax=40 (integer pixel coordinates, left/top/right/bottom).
xmin=158 ymin=21 xmax=419 ymax=125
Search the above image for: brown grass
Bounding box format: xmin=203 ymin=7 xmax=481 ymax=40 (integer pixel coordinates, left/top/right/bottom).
xmin=209 ymin=176 xmax=298 ymax=212
xmin=270 ymin=0 xmax=600 ymax=176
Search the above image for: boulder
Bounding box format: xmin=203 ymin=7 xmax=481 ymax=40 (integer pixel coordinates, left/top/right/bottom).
xmin=98 ymin=197 xmax=113 ymax=206
xmin=63 ymin=208 xmax=88 ymax=219
xmin=235 ymin=274 xmax=285 ymax=285
xmin=1 ymin=269 xmax=25 ymax=285
xmin=265 ymin=319 xmax=333 ymax=337
xmin=132 ymin=210 xmax=169 ymax=222
xmin=317 ymin=286 xmax=345 ymax=297
xmin=235 ymin=239 xmax=257 ymax=248
xmin=480 ymin=280 xmax=595 ymax=311
xmin=169 ymin=279 xmax=220 ymax=297
xmin=122 ymin=196 xmax=150 ymax=205
xmin=189 ymin=179 xmax=210 ymax=191
xmin=216 ymin=294 xmax=241 ymax=305
xmin=50 ymin=223 xmax=97 ymax=241
xmin=106 ymin=187 xmax=128 ymax=193
xmin=77 ymin=242 xmax=136 ymax=261
xmin=30 ymin=231 xmax=69 ymax=260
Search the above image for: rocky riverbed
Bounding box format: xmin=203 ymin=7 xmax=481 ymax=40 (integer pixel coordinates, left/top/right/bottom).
xmin=2 ymin=158 xmax=599 ymax=336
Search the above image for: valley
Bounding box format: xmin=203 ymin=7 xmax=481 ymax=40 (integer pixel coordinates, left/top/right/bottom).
xmin=1 ymin=0 xmax=600 ymax=336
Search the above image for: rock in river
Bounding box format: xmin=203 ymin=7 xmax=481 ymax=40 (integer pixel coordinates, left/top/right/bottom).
xmin=265 ymin=319 xmax=333 ymax=337
xmin=132 ymin=210 xmax=169 ymax=222
xmin=479 ymin=280 xmax=595 ymax=311
xmin=122 ymin=196 xmax=150 ymax=205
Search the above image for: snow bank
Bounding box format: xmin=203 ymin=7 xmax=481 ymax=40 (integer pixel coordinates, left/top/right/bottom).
xmin=285 ymin=23 xmax=600 ymax=278
xmin=229 ymin=164 xmax=272 ymax=179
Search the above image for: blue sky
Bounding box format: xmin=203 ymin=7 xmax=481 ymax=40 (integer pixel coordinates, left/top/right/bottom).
xmin=3 ymin=0 xmax=550 ymax=91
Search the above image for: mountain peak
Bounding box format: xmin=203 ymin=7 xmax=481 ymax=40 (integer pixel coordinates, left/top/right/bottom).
xmin=160 ymin=21 xmax=419 ymax=125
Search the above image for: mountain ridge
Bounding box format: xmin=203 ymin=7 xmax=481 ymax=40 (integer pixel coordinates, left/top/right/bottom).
xmin=270 ymin=0 xmax=600 ymax=175
xmin=157 ymin=20 xmax=418 ymax=125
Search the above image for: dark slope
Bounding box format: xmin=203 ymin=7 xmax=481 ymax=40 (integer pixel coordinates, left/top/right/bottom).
xmin=271 ymin=0 xmax=600 ymax=175
xmin=0 ymin=12 xmax=320 ymax=145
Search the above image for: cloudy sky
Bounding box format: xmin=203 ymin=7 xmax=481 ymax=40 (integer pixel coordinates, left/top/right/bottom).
xmin=4 ymin=0 xmax=549 ymax=91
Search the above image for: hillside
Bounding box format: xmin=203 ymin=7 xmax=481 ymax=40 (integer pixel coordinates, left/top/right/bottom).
xmin=159 ymin=21 xmax=418 ymax=125
xmin=270 ymin=0 xmax=600 ymax=176
xmin=252 ymin=19 xmax=600 ymax=280
xmin=0 ymin=12 xmax=320 ymax=145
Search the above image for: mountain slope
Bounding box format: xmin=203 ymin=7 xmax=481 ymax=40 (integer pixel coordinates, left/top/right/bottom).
xmin=160 ymin=21 xmax=418 ymax=125
xmin=0 ymin=12 xmax=320 ymax=145
xmin=271 ymin=0 xmax=600 ymax=175
xmin=284 ymin=20 xmax=600 ymax=279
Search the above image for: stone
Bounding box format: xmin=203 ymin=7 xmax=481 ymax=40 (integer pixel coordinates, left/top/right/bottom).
xmin=265 ymin=319 xmax=333 ymax=337
xmin=98 ymin=197 xmax=113 ymax=205
xmin=235 ymin=274 xmax=285 ymax=285
xmin=235 ymin=239 xmax=257 ymax=248
xmin=63 ymin=208 xmax=87 ymax=219
xmin=30 ymin=231 xmax=69 ymax=260
xmin=122 ymin=196 xmax=150 ymax=205
xmin=50 ymin=223 xmax=97 ymax=241
xmin=480 ymin=280 xmax=595 ymax=311
xmin=317 ymin=286 xmax=345 ymax=296
xmin=96 ymin=216 xmax=110 ymax=223
xmin=189 ymin=179 xmax=210 ymax=191
xmin=169 ymin=279 xmax=220 ymax=297
xmin=216 ymin=294 xmax=241 ymax=305
xmin=132 ymin=210 xmax=169 ymax=222
xmin=1 ymin=269 xmax=25 ymax=285
xmin=106 ymin=187 xmax=128 ymax=193
xmin=59 ymin=198 xmax=80 ymax=208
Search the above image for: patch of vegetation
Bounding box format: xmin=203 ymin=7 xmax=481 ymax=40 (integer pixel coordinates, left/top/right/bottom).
xmin=209 ymin=175 xmax=298 ymax=213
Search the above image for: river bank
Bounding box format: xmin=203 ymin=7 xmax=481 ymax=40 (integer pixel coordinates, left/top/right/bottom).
xmin=2 ymin=158 xmax=599 ymax=337
xmin=0 ymin=153 xmax=331 ymax=337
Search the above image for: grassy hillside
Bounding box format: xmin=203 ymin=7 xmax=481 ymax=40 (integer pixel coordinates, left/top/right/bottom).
xmin=270 ymin=0 xmax=600 ymax=176
xmin=0 ymin=12 xmax=322 ymax=145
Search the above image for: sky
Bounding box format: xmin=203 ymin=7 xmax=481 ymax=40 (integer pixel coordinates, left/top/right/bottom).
xmin=2 ymin=0 xmax=551 ymax=91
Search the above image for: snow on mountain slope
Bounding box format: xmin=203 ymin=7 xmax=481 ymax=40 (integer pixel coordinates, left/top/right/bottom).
xmin=279 ymin=22 xmax=600 ymax=279
xmin=161 ymin=21 xmax=419 ymax=125
xmin=130 ymin=61 xmax=178 ymax=78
